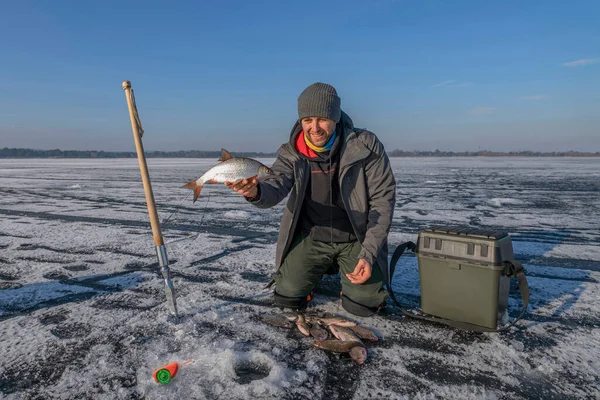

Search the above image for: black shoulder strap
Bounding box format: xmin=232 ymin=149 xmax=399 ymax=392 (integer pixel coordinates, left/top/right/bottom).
xmin=387 ymin=242 xmax=529 ymax=333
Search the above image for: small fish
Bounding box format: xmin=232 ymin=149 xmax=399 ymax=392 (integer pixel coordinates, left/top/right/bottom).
xmin=261 ymin=314 xmax=293 ymax=329
xmin=296 ymin=314 xmax=311 ymax=337
xmin=184 ymin=149 xmax=273 ymax=202
xmin=309 ymin=325 xmax=329 ymax=341
xmin=312 ymin=340 xmax=365 ymax=353
xmin=349 ymin=346 xmax=368 ymax=366
xmin=306 ymin=316 xmax=357 ymax=327
xmin=349 ymin=325 xmax=379 ymax=342
xmin=328 ymin=325 xmax=361 ymax=342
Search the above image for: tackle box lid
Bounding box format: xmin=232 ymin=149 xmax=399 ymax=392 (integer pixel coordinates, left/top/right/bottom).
xmin=423 ymin=226 xmax=508 ymax=240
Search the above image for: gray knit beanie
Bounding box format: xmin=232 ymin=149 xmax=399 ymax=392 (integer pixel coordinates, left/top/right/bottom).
xmin=297 ymin=82 xmax=341 ymax=122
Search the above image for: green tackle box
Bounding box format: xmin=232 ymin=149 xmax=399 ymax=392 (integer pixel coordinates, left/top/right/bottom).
xmin=415 ymin=227 xmax=516 ymax=330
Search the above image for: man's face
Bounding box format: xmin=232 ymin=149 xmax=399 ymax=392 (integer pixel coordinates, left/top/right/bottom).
xmin=301 ymin=117 xmax=337 ymax=147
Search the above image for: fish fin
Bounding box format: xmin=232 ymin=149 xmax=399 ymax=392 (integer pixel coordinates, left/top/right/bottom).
xmin=218 ymin=149 xmax=233 ymax=162
xmin=183 ymin=180 xmax=203 ymax=203
xmin=206 ymin=179 xmax=219 ymax=184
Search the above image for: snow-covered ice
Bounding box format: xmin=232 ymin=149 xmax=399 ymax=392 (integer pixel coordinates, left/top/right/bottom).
xmin=0 ymin=157 xmax=599 ymax=399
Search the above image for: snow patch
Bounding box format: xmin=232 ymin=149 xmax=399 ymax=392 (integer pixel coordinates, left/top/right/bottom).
xmin=489 ymin=197 xmax=524 ymax=207
xmin=223 ymin=210 xmax=252 ymax=220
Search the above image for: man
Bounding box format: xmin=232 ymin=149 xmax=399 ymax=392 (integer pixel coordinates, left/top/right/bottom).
xmin=226 ymin=82 xmax=396 ymax=317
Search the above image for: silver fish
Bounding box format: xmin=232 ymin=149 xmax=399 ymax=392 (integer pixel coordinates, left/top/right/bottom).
xmin=184 ymin=149 xmax=272 ymax=202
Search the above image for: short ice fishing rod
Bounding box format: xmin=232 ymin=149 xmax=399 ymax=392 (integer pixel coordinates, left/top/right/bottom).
xmin=122 ymin=80 xmax=178 ymax=319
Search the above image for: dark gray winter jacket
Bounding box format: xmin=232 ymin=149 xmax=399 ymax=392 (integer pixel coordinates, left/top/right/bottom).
xmin=252 ymin=111 xmax=396 ymax=284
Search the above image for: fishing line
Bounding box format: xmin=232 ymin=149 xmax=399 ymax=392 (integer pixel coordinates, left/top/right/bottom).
xmin=160 ymin=191 xmax=192 ymax=228
xmin=176 ymin=193 xmax=211 ymax=247
xmin=164 ymin=193 xmax=211 ymax=254
xmin=130 ymin=193 xmax=212 ymax=279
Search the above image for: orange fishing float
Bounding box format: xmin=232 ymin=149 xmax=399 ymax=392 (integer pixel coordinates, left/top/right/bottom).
xmin=153 ymin=360 xmax=193 ymax=384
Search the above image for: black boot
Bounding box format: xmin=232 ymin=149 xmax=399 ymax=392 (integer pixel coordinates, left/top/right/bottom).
xmin=274 ymin=291 xmax=309 ymax=310
xmin=341 ymin=294 xmax=380 ymax=317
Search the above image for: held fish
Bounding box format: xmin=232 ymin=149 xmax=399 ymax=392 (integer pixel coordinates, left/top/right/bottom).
xmin=184 ymin=149 xmax=273 ymax=202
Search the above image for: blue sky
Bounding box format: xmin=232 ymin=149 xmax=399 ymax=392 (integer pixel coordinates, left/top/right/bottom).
xmin=1 ymin=0 xmax=598 ymax=152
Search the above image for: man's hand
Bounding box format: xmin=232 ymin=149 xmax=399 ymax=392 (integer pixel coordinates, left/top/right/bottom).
xmin=346 ymin=259 xmax=372 ymax=284
xmin=225 ymin=177 xmax=259 ymax=199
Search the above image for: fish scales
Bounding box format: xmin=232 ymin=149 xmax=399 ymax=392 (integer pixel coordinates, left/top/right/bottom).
xmin=200 ymin=158 xmax=266 ymax=184
xmin=309 ymin=325 xmax=329 ymax=340
xmin=349 ymin=325 xmax=379 ymax=342
xmin=329 ymin=325 xmax=362 ymax=342
xmin=261 ymin=314 xmax=294 ymax=329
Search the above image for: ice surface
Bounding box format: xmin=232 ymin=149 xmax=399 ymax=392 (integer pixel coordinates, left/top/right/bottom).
xmin=0 ymin=157 xmax=599 ymax=399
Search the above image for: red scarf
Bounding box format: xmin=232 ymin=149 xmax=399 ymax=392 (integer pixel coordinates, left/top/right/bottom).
xmin=295 ymin=131 xmax=318 ymax=158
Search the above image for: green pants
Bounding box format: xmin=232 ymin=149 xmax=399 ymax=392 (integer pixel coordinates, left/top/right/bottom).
xmin=273 ymin=231 xmax=388 ymax=308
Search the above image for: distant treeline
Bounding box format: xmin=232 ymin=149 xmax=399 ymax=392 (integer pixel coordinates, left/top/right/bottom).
xmin=387 ymin=149 xmax=600 ymax=157
xmin=0 ymin=148 xmax=278 ymax=159
xmin=1 ymin=147 xmax=599 ymax=158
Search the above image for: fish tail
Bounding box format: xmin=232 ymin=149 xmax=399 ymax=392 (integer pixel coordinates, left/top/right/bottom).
xmin=183 ymin=180 xmax=203 ymax=203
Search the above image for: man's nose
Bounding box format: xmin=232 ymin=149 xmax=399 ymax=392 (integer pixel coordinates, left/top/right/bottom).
xmin=309 ymin=121 xmax=319 ymax=132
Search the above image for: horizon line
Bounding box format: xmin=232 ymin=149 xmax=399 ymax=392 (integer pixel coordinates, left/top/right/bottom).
xmin=1 ymin=147 xmax=599 ymax=156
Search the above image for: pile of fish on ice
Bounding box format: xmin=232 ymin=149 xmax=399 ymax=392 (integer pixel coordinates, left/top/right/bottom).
xmin=261 ymin=312 xmax=378 ymax=365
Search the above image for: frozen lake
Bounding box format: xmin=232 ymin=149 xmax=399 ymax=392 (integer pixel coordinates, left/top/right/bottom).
xmin=0 ymin=157 xmax=599 ymax=399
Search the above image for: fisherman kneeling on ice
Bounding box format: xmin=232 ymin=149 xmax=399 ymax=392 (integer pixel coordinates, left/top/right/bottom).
xmin=226 ymin=82 xmax=395 ymax=317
